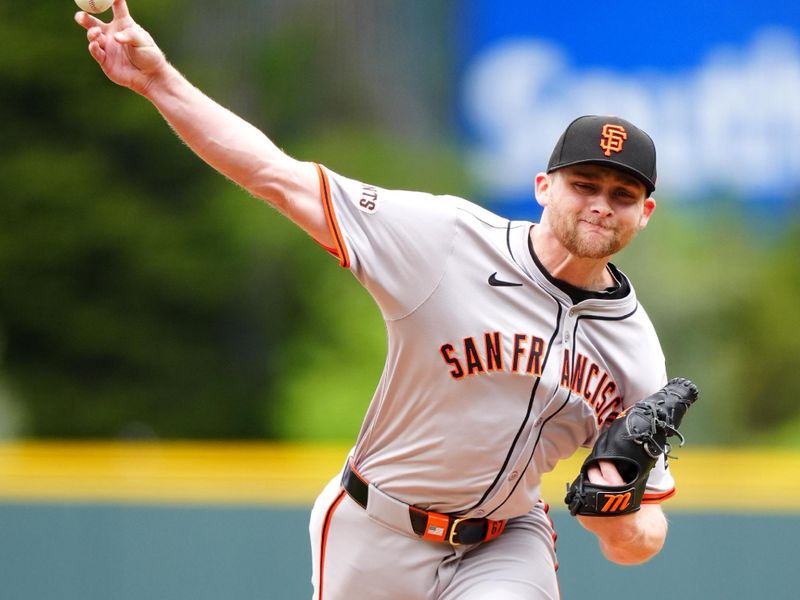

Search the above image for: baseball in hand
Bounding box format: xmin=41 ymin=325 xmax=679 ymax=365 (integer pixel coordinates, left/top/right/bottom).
xmin=74 ymin=0 xmax=114 ymax=14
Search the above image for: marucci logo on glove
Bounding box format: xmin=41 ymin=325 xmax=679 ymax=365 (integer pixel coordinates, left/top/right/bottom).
xmin=597 ymin=489 xmax=634 ymax=513
xmin=564 ymin=378 xmax=699 ymax=517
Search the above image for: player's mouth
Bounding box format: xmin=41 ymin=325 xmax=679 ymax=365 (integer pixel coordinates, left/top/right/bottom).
xmin=578 ymin=218 xmax=613 ymax=233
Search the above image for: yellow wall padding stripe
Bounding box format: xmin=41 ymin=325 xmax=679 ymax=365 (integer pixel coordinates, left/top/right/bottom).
xmin=0 ymin=442 xmax=349 ymax=506
xmin=0 ymin=443 xmax=797 ymax=512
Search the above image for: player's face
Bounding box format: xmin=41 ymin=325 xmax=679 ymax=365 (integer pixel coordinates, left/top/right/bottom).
xmin=535 ymin=165 xmax=656 ymax=259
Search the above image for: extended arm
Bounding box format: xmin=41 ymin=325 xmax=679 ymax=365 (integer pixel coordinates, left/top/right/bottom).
xmin=75 ymin=0 xmax=331 ymax=246
xmin=576 ymin=461 xmax=667 ymax=564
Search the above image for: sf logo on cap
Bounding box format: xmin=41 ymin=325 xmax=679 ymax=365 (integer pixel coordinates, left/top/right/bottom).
xmin=599 ymin=124 xmax=628 ymax=156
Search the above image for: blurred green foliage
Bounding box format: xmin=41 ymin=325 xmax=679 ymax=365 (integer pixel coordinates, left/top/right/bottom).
xmin=0 ymin=1 xmax=303 ymax=437
xmin=618 ymin=204 xmax=800 ymax=445
xmin=0 ymin=0 xmax=464 ymax=440
xmin=1 ymin=2 xmax=798 ymax=444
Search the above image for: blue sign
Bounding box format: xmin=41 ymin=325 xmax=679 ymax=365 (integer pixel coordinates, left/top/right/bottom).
xmin=457 ymin=1 xmax=800 ymax=219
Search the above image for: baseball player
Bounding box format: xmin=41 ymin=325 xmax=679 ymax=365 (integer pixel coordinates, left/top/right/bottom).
xmin=76 ymin=3 xmax=700 ymax=599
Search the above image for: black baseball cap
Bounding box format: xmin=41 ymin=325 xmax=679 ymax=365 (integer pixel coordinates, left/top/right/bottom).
xmin=547 ymin=115 xmax=657 ymax=195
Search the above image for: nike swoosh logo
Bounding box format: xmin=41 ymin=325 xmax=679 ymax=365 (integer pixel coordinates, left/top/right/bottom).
xmin=488 ymin=272 xmax=523 ymax=287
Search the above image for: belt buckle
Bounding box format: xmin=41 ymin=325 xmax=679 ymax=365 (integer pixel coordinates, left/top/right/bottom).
xmin=448 ymin=517 xmax=466 ymax=545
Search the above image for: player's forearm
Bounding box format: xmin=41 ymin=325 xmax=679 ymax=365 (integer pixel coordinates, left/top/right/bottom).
xmin=577 ymin=504 xmax=668 ymax=565
xmin=142 ymin=64 xmax=288 ymax=197
xmin=141 ymin=64 xmax=319 ymax=215
xmin=139 ymin=63 xmax=330 ymax=243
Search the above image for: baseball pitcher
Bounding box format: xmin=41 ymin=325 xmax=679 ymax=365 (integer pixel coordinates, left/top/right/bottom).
xmin=76 ymin=3 xmax=700 ymax=599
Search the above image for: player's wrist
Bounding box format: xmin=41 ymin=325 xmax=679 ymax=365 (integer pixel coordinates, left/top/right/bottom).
xmin=577 ymin=510 xmax=639 ymax=540
xmin=139 ymin=62 xmax=181 ymax=102
xmin=589 ymin=506 xmax=667 ymax=564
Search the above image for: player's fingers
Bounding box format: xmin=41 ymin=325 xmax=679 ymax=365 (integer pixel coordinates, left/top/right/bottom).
xmin=87 ymin=26 xmax=103 ymax=43
xmin=586 ymin=460 xmax=626 ymax=485
xmin=111 ymin=0 xmax=131 ymax=20
xmin=586 ymin=464 xmax=603 ymax=484
xmin=597 ymin=460 xmax=626 ymax=485
xmin=74 ymin=11 xmax=106 ymax=31
xmin=88 ymin=40 xmax=106 ymax=64
xmin=113 ymin=26 xmax=150 ymax=47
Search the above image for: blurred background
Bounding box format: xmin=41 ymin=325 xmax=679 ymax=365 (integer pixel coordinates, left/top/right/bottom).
xmin=1 ymin=0 xmax=799 ymax=598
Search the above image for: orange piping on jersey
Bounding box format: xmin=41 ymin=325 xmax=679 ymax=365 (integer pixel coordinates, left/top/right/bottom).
xmin=315 ymin=241 xmax=340 ymax=258
xmin=540 ymin=500 xmax=559 ymax=573
xmin=315 ymin=163 xmax=351 ymax=269
xmin=642 ymin=487 xmax=676 ymax=504
xmin=349 ymin=461 xmax=369 ymax=487
xmin=319 ymin=490 xmax=346 ymax=599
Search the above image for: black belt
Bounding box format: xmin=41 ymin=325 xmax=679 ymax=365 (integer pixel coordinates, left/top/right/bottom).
xmin=342 ymin=462 xmax=506 ymax=545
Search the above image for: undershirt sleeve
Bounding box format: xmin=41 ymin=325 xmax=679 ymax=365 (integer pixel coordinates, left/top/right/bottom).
xmin=642 ymin=453 xmax=676 ymax=503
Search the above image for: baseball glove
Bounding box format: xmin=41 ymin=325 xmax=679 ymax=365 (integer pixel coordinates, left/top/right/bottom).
xmin=564 ymin=377 xmax=699 ymax=517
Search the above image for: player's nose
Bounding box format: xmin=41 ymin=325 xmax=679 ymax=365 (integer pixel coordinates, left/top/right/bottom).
xmin=588 ymin=192 xmax=614 ymax=216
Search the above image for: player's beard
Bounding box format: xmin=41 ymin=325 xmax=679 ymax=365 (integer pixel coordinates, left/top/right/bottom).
xmin=550 ymin=209 xmax=639 ymax=259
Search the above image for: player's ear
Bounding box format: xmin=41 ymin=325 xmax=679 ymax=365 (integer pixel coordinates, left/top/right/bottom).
xmin=638 ymin=197 xmax=656 ymax=229
xmin=534 ymin=172 xmax=551 ymax=208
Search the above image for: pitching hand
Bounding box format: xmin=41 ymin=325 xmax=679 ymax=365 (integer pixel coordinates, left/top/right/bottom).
xmin=75 ymin=0 xmax=166 ymax=95
xmin=586 ymin=459 xmax=625 ymax=486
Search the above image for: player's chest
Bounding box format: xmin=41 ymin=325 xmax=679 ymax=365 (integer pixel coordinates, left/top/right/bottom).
xmin=412 ymin=270 xmax=629 ymax=426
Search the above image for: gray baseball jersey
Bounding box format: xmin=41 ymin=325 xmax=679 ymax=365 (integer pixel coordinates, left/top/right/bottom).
xmin=310 ymin=163 xmax=673 ymax=598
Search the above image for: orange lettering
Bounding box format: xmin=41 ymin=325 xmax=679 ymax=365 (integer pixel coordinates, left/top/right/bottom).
xmin=599 ymin=124 xmax=628 ymax=156
xmin=464 ymin=337 xmax=486 ymax=376
xmin=525 ymin=336 xmax=545 ymax=376
xmin=583 ymin=363 xmax=600 ymax=400
xmin=570 ymin=353 xmax=588 ymax=393
xmin=484 ymin=332 xmax=503 ymax=372
xmin=440 ymin=344 xmax=464 ymax=379
xmin=561 ymin=350 xmax=571 ymax=387
xmin=512 ymin=334 xmax=527 ymax=373
xmin=600 ymin=492 xmax=632 ymax=513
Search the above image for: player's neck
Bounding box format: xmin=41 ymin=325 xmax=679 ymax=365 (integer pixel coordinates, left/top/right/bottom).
xmin=529 ymin=225 xmax=616 ymax=292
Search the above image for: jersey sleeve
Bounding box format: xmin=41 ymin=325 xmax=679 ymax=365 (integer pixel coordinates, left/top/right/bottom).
xmin=315 ymin=163 xmax=459 ymax=321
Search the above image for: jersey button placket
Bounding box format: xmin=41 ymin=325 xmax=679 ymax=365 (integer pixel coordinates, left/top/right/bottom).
xmin=564 ymin=309 xmax=575 ymax=343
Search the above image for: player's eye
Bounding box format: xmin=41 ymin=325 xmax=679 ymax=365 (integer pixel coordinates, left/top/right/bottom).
xmin=615 ymin=189 xmax=638 ymax=202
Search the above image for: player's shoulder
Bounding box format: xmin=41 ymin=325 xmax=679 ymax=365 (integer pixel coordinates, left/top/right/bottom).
xmin=441 ymin=196 xmax=529 ymax=257
xmin=322 ymin=164 xmax=463 ymax=214
xmin=449 ymin=195 xmax=511 ymax=229
xmin=322 ymin=164 xmax=515 ymax=235
xmin=608 ymin=284 xmax=668 ymax=404
xmin=617 ymin=275 xmax=660 ymax=337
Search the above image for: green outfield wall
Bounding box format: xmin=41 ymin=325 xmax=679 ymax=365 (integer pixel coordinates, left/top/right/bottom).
xmin=0 ymin=443 xmax=797 ymax=599
xmin=1 ymin=504 xmax=797 ymax=599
